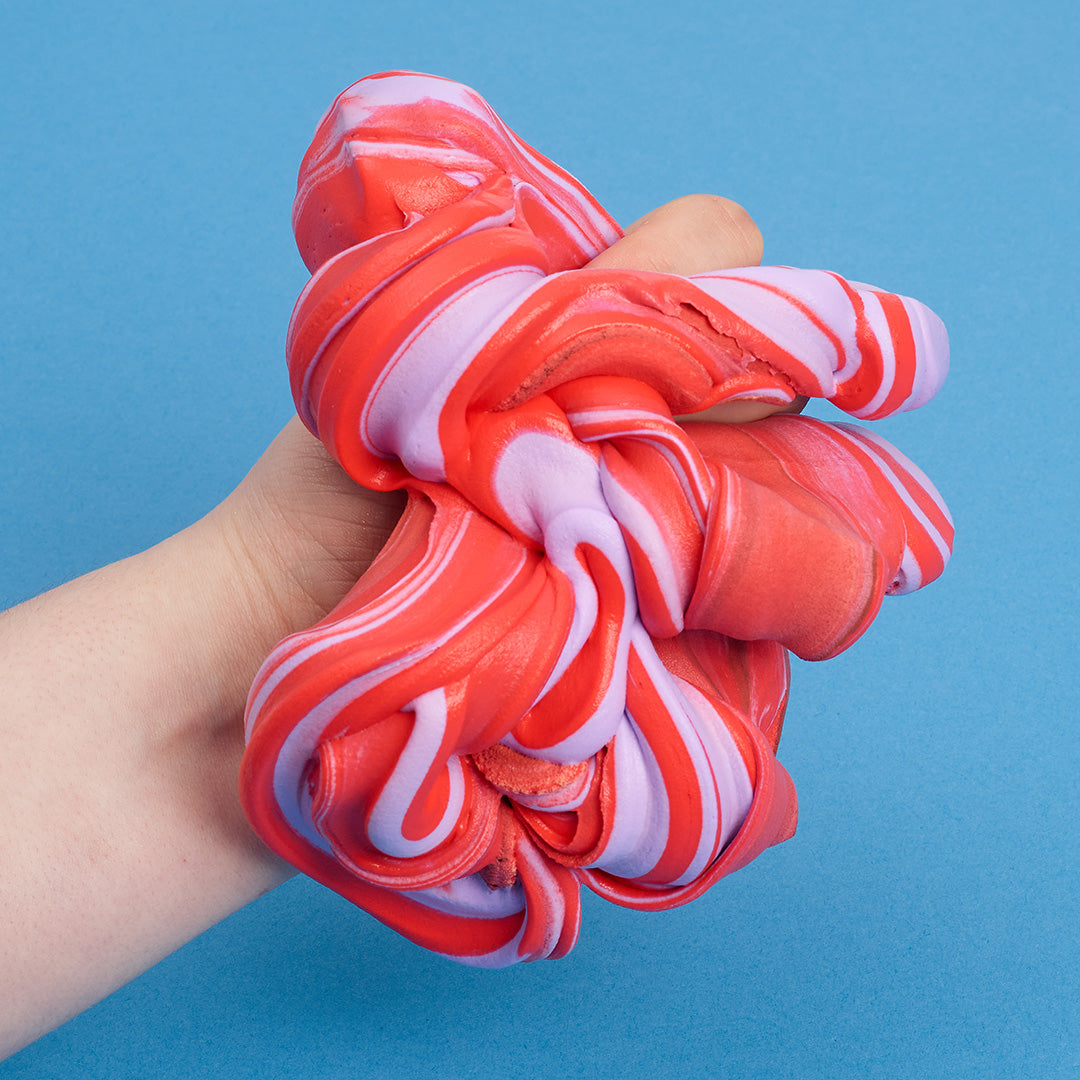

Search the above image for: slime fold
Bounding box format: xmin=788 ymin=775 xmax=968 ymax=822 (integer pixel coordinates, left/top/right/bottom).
xmin=241 ymin=72 xmax=953 ymax=966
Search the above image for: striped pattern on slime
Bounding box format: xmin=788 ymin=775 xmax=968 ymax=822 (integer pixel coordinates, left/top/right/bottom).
xmin=241 ymin=72 xmax=953 ymax=966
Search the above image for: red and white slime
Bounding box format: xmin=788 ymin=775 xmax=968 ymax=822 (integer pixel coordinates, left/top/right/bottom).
xmin=240 ymin=72 xmax=953 ymax=966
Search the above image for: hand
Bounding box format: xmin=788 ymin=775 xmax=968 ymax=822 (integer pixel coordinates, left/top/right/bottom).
xmin=0 ymin=192 xmax=796 ymax=1057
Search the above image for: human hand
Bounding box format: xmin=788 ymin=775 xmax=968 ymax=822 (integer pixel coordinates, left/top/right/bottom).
xmin=0 ymin=192 xmax=801 ymax=1058
xmin=0 ymin=195 xmax=812 ymax=1057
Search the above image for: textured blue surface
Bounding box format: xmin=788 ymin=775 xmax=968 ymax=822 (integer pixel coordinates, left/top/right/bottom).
xmin=1 ymin=1 xmax=1076 ymax=1077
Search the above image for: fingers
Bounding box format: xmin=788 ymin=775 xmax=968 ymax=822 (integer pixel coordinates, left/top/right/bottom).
xmin=586 ymin=193 xmax=764 ymax=275
xmin=586 ymin=194 xmax=806 ymax=423
xmin=688 ymin=395 xmax=809 ymax=423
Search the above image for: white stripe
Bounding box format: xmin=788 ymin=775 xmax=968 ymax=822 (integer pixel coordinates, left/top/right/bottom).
xmin=289 ymin=200 xmax=518 ymax=430
xmin=598 ymin=467 xmax=685 ymax=632
xmin=830 ymin=423 xmax=952 ymax=591
xmin=565 ymin=408 xmax=711 ymax=528
xmin=246 ymin=513 xmax=470 ymax=735
xmin=262 ymin=545 xmax=530 ymax=844
xmin=591 ymin=713 xmax=668 ymax=879
xmin=691 ymin=273 xmax=842 ymax=394
xmin=366 ymin=688 xmax=466 ymax=857
xmin=362 ymin=266 xmax=545 ymax=480
xmin=847 ymin=289 xmax=897 ymax=419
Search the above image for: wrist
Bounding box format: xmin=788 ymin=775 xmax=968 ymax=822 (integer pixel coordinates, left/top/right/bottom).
xmin=0 ymin=526 xmax=295 ymax=1055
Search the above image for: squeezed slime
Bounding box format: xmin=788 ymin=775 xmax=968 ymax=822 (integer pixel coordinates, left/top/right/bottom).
xmin=240 ymin=72 xmax=953 ymax=966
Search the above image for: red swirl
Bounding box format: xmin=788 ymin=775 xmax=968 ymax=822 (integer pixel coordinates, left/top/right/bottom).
xmin=240 ymin=72 xmax=953 ymax=966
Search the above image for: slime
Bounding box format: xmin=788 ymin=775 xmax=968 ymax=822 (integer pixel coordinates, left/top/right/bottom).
xmin=240 ymin=72 xmax=953 ymax=966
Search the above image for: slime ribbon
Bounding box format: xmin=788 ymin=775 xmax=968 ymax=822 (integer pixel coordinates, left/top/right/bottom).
xmin=240 ymin=72 xmax=953 ymax=966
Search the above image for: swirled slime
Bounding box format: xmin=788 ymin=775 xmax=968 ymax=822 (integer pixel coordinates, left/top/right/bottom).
xmin=240 ymin=72 xmax=953 ymax=966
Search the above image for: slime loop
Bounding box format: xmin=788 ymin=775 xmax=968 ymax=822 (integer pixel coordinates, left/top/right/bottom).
xmin=240 ymin=72 xmax=953 ymax=966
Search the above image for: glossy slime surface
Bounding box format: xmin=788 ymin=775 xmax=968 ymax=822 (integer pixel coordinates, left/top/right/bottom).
xmin=240 ymin=72 xmax=953 ymax=966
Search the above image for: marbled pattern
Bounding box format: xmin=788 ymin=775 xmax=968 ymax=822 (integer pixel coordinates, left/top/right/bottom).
xmin=241 ymin=73 xmax=952 ymax=965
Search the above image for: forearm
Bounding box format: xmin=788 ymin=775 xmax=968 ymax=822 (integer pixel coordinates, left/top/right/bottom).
xmin=0 ymin=517 xmax=295 ymax=1057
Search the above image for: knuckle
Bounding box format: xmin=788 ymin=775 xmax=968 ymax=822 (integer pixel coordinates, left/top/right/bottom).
xmin=709 ymin=196 xmax=764 ymax=265
xmin=666 ymin=194 xmax=764 ymax=267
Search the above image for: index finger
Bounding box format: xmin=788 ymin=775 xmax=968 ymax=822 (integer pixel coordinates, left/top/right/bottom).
xmin=586 ymin=194 xmax=764 ymax=274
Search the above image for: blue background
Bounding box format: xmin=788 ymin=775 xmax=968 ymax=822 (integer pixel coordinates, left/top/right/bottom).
xmin=1 ymin=1 xmax=1076 ymax=1077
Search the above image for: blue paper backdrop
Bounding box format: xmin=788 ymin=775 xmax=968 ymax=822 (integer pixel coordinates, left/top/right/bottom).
xmin=1 ymin=1 xmax=1076 ymax=1077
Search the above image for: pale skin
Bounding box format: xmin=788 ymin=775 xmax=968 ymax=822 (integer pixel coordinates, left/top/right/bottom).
xmin=0 ymin=195 xmax=805 ymax=1058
